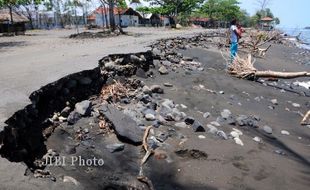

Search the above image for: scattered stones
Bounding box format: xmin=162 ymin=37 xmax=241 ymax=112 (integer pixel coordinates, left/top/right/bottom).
xmin=198 ymin=135 xmax=206 ymax=139
xmin=207 ymin=124 xmax=218 ymax=134
xmin=60 ymin=106 xmax=71 ymax=117
xmin=263 ymin=125 xmax=273 ymax=134
xmin=192 ymin=120 xmax=205 ymax=132
xmin=210 ymin=121 xmax=220 ymax=127
xmin=292 ymin=103 xmax=301 ymax=108
xmin=217 ymin=130 xmax=228 ymax=140
xmin=163 ymin=82 xmax=173 ymax=87
xmin=175 ymin=122 xmax=187 ymax=128
xmin=67 ymin=111 xmax=81 ymax=125
xmin=106 ymin=143 xmax=125 ymax=153
xmin=184 ymin=117 xmax=195 ymax=125
xmin=274 ymin=149 xmax=286 ymax=156
xmin=253 ymin=136 xmax=262 ymax=143
xmin=158 ymin=66 xmax=169 ymax=75
xmin=281 ymin=130 xmax=290 ymax=135
xmin=203 ymin=112 xmax=210 ymax=118
xmin=221 ymin=109 xmax=232 ymax=119
xmin=75 ymin=100 xmax=92 ymax=116
xmin=271 ymin=99 xmax=278 ymax=105
xmin=145 ymin=113 xmax=156 ymax=121
xmin=150 ymin=85 xmax=164 ymax=94
xmin=142 ymin=85 xmax=152 ymax=94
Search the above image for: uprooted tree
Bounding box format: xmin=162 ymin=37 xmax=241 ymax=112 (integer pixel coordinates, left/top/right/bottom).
xmin=225 ymin=54 xmax=310 ymax=80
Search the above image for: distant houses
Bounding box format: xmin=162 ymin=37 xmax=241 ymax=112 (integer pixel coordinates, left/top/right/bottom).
xmin=0 ymin=9 xmax=29 ymax=34
xmin=87 ymin=7 xmax=142 ymax=27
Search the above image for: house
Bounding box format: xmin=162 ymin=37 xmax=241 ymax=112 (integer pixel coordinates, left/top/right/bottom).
xmin=0 ymin=9 xmax=29 ymax=34
xmin=87 ymin=7 xmax=142 ymax=27
xmin=190 ymin=17 xmax=210 ymax=27
xmin=260 ymin=17 xmax=274 ymax=31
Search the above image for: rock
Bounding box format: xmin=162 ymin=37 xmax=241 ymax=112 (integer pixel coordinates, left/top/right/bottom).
xmin=176 ymin=24 xmax=183 ymax=29
xmin=60 ymin=106 xmax=71 ymax=117
xmin=158 ymin=66 xmax=169 ymax=75
xmin=234 ymin=137 xmax=244 ymax=146
xmin=253 ymin=136 xmax=262 ymax=143
xmin=210 ymin=121 xmax=220 ymax=127
xmin=198 ymin=135 xmax=206 ymax=139
xmin=175 ymin=122 xmax=187 ymax=128
xmin=156 ymin=132 xmax=168 ymax=142
xmin=230 ymin=131 xmax=240 ymax=138
xmin=136 ymin=68 xmax=147 ymax=78
xmin=75 ymin=100 xmax=92 ymax=116
xmin=102 ymin=105 xmax=143 ymax=144
xmin=162 ymin=60 xmax=172 ymax=66
xmin=263 ymin=125 xmax=273 ymax=134
xmin=142 ymin=85 xmax=152 ymax=94
xmin=150 ymin=85 xmax=164 ymax=94
xmin=163 ymin=82 xmax=173 ymax=87
xmin=145 ymin=113 xmax=156 ymax=121
xmin=65 ymin=145 xmax=76 ymax=154
xmin=254 ymin=97 xmax=261 ymax=101
xmin=192 ymin=121 xmax=205 ymax=132
xmin=219 ymin=91 xmax=225 ymax=94
xmin=236 ymin=115 xmax=248 ymax=126
xmin=142 ymin=108 xmax=156 ymax=116
xmin=203 ymin=112 xmax=210 ymax=118
xmin=78 ymin=77 xmax=92 ymax=85
xmin=268 ymin=105 xmax=274 ymax=110
xmin=217 ymin=130 xmax=228 ymax=140
xmin=271 ymin=99 xmax=278 ymax=105
xmin=292 ymin=103 xmax=301 ymax=108
xmin=207 ymin=124 xmax=218 ymax=134
xmin=153 ymin=59 xmax=161 ymax=66
xmin=221 ymin=109 xmax=231 ymax=119
xmin=67 ymin=111 xmax=81 ymax=125
xmin=66 ymin=80 xmax=77 ymax=89
xmin=281 ymin=130 xmax=290 ymax=135
xmin=274 ymin=149 xmax=286 ymax=155
xmin=180 ymin=104 xmax=187 ymax=109
xmin=152 ymin=120 xmax=161 ymax=128
xmin=106 ymin=143 xmax=125 ymax=153
xmin=63 ymin=176 xmax=80 ymax=186
xmin=184 ymin=117 xmax=195 ymax=125
xmin=183 ymin=56 xmax=193 ymax=61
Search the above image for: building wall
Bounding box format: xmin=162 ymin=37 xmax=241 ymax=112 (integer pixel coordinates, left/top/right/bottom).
xmin=94 ymin=14 xmax=139 ymax=27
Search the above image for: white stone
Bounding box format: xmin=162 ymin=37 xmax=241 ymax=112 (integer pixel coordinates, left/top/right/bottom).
xmin=198 ymin=135 xmax=206 ymax=139
xmin=253 ymin=136 xmax=261 ymax=143
xmin=234 ymin=137 xmax=244 ymax=146
xmin=281 ymin=130 xmax=290 ymax=135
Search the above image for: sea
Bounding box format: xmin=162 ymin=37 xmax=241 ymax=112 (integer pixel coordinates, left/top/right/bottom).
xmin=278 ymin=27 xmax=310 ymax=50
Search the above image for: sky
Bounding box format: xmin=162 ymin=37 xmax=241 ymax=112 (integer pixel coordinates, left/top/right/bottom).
xmin=238 ymin=0 xmax=310 ymax=28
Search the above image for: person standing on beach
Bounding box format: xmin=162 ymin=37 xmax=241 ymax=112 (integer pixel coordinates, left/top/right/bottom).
xmin=230 ymin=19 xmax=241 ymax=64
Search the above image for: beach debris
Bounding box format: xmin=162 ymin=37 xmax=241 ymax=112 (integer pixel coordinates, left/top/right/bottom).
xmin=63 ymin=176 xmax=80 ymax=186
xmin=224 ymin=53 xmax=310 ymax=80
xmin=230 ymin=128 xmax=244 ymax=146
xmin=301 ymin=110 xmax=310 ymax=125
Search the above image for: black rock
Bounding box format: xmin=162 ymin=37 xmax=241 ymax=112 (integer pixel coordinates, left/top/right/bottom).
xmin=102 ymin=105 xmax=143 ymax=144
xmin=150 ymin=85 xmax=164 ymax=94
xmin=185 ymin=117 xmax=195 ymax=125
xmin=192 ymin=120 xmax=205 ymax=132
xmin=152 ymin=120 xmax=161 ymax=128
xmin=156 ymin=132 xmax=169 ymax=142
xmin=67 ymin=111 xmax=81 ymax=125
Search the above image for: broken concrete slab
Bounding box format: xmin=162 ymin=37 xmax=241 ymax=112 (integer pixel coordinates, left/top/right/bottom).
xmin=101 ymin=104 xmax=143 ymax=145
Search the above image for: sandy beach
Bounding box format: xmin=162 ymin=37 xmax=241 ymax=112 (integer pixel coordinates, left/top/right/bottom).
xmin=0 ymin=27 xmax=309 ymax=190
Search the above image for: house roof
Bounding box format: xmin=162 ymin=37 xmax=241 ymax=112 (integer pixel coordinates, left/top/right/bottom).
xmin=190 ymin=17 xmax=209 ymax=22
xmin=261 ymin=17 xmax=273 ymax=21
xmin=0 ymin=9 xmax=29 ymax=23
xmin=87 ymin=7 xmax=142 ymax=20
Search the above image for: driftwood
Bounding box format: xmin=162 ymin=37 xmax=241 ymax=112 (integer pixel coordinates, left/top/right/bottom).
xmin=224 ymin=53 xmax=310 ymax=80
xmin=301 ymin=111 xmax=310 ymax=125
xmin=137 ymin=126 xmax=155 ymax=190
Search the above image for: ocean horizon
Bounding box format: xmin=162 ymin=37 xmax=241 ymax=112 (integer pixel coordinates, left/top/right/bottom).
xmin=278 ymin=27 xmax=310 ymax=50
